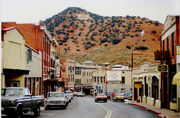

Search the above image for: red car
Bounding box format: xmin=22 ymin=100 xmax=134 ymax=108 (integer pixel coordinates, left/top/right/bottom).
xmin=95 ymin=93 xmax=108 ymax=102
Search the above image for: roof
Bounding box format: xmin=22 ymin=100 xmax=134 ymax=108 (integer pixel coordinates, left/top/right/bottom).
xmin=2 ymin=22 xmax=43 ymax=51
xmin=2 ymin=26 xmax=24 ymax=38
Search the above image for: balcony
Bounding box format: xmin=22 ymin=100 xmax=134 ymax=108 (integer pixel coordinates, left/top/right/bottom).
xmin=154 ymin=50 xmax=169 ymax=60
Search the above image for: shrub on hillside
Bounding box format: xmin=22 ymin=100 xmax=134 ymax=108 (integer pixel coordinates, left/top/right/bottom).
xmin=135 ymin=46 xmax=148 ymax=50
xmin=111 ymin=38 xmax=121 ymax=45
xmin=78 ymin=32 xmax=81 ymax=37
xmin=152 ymin=30 xmax=157 ymax=34
xmin=126 ymin=45 xmax=131 ymax=49
xmin=100 ymin=38 xmax=109 ymax=44
xmin=154 ymin=21 xmax=160 ymax=26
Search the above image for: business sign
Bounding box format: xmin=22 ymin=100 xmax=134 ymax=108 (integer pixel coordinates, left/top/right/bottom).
xmin=158 ymin=64 xmax=168 ymax=72
xmin=106 ymin=71 xmax=121 ymax=82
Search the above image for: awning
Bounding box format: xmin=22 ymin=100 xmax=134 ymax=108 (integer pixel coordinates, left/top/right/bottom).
xmin=172 ymin=72 xmax=180 ymax=85
xmin=3 ymin=68 xmax=29 ymax=75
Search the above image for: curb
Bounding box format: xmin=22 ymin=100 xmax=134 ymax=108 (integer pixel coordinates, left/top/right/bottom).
xmin=127 ymin=103 xmax=170 ymax=118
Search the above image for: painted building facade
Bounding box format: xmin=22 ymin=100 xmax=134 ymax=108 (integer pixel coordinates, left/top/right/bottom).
xmin=132 ymin=63 xmax=161 ymax=108
xmin=92 ymin=69 xmax=105 ymax=95
xmin=24 ymin=45 xmax=42 ymax=95
xmin=66 ymin=59 xmax=76 ymax=91
xmin=1 ymin=27 xmax=29 ymax=88
xmin=106 ymin=65 xmax=132 ymax=93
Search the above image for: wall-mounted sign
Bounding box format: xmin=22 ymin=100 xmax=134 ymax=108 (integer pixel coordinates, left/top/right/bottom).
xmin=134 ymin=83 xmax=142 ymax=88
xmin=158 ymin=64 xmax=168 ymax=72
xmin=106 ymin=71 xmax=121 ymax=82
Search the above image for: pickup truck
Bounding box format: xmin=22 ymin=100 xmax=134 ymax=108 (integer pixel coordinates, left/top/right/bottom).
xmin=1 ymin=87 xmax=44 ymax=118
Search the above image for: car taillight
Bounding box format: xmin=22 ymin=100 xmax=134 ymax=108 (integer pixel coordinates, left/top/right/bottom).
xmin=104 ymin=97 xmax=107 ymax=99
xmin=96 ymin=97 xmax=101 ymax=99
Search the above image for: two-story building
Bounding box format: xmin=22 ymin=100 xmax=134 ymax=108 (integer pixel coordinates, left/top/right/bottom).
xmin=155 ymin=15 xmax=180 ymax=111
xmin=1 ymin=26 xmax=29 ymax=88
xmin=24 ymin=45 xmax=42 ymax=96
xmin=106 ymin=65 xmax=131 ymax=93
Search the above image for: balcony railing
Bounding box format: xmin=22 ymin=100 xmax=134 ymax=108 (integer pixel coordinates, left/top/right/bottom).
xmin=154 ymin=50 xmax=169 ymax=60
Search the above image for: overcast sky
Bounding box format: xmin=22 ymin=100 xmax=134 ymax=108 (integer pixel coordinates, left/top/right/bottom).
xmin=0 ymin=0 xmax=179 ymax=24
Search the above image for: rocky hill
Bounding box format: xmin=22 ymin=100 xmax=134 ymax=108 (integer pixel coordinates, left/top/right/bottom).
xmin=44 ymin=7 xmax=163 ymax=67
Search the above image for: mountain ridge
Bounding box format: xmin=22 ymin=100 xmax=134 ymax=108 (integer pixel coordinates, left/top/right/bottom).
xmin=44 ymin=7 xmax=163 ymax=67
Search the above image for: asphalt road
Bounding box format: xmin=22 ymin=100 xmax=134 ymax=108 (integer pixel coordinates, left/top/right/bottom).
xmin=2 ymin=96 xmax=160 ymax=118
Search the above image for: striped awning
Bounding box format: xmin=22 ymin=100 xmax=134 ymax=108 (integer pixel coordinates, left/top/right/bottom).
xmin=172 ymin=72 xmax=180 ymax=85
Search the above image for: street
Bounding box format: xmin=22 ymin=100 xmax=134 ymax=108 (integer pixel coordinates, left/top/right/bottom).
xmin=3 ymin=96 xmax=160 ymax=118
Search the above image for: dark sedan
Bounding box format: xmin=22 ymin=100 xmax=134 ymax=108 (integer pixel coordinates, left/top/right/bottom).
xmin=95 ymin=93 xmax=107 ymax=102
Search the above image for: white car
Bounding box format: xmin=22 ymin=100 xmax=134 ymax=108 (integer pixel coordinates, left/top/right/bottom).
xmin=65 ymin=90 xmax=73 ymax=99
xmin=45 ymin=92 xmax=68 ymax=109
xmin=77 ymin=92 xmax=85 ymax=97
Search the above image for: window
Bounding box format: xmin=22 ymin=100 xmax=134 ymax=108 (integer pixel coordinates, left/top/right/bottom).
xmin=75 ymin=67 xmax=81 ymax=75
xmin=122 ymin=77 xmax=125 ymax=84
xmin=27 ymin=48 xmax=32 ymax=63
xmin=172 ymin=32 xmax=174 ymax=56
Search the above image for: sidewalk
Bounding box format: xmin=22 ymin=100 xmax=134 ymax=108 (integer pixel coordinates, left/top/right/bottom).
xmin=125 ymin=100 xmax=180 ymax=118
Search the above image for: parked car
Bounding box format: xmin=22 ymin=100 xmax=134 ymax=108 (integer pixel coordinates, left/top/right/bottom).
xmin=65 ymin=93 xmax=72 ymax=103
xmin=95 ymin=93 xmax=108 ymax=102
xmin=77 ymin=92 xmax=85 ymax=97
xmin=1 ymin=87 xmax=44 ymax=118
xmin=65 ymin=90 xmax=73 ymax=99
xmin=124 ymin=92 xmax=132 ymax=100
xmin=114 ymin=93 xmax=125 ymax=102
xmin=105 ymin=92 xmax=112 ymax=99
xmin=73 ymin=91 xmax=78 ymax=96
xmin=45 ymin=92 xmax=68 ymax=110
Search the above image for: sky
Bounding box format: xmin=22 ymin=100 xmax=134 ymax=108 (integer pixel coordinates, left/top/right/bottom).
xmin=0 ymin=0 xmax=180 ymax=24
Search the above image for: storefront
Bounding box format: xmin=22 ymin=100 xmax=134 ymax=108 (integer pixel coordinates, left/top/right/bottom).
xmin=132 ymin=63 xmax=161 ymax=108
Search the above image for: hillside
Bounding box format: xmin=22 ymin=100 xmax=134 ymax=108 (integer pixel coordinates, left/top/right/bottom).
xmin=44 ymin=7 xmax=163 ymax=67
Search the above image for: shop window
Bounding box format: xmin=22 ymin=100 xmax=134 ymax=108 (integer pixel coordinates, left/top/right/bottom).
xmin=171 ymin=85 xmax=177 ymax=102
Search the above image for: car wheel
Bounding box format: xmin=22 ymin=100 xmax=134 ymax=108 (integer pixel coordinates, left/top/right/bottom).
xmin=45 ymin=106 xmax=49 ymax=110
xmin=34 ymin=107 xmax=40 ymax=116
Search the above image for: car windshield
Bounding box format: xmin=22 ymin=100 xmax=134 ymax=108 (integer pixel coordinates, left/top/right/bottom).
xmin=1 ymin=89 xmax=23 ymax=96
xmin=125 ymin=93 xmax=132 ymax=96
xmin=116 ymin=93 xmax=125 ymax=96
xmin=48 ymin=92 xmax=64 ymax=97
xmin=106 ymin=92 xmax=112 ymax=95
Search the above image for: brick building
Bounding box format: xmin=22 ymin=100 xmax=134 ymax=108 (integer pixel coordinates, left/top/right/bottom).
xmin=155 ymin=15 xmax=180 ymax=111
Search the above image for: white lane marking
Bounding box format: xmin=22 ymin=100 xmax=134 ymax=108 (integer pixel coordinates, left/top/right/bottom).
xmin=96 ymin=103 xmax=112 ymax=118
